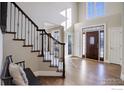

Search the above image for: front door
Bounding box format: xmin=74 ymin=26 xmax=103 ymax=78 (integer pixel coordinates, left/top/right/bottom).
xmin=86 ymin=31 xmax=99 ymax=60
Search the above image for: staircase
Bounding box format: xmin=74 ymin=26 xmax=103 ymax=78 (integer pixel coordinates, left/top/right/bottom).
xmin=4 ymin=2 xmax=65 ymax=77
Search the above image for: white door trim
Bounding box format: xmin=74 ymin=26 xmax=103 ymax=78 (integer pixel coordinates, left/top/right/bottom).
xmin=121 ymin=72 xmax=124 ymax=80
xmin=82 ymin=24 xmax=107 ymax=62
xmin=108 ymin=27 xmax=123 ymax=65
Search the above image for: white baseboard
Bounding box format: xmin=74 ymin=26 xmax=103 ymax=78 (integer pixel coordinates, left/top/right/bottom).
xmin=104 ymin=60 xmax=109 ymax=63
xmin=121 ymin=73 xmax=124 ymax=81
xmin=106 ymin=60 xmax=122 ymax=66
xmin=34 ymin=71 xmax=62 ymax=77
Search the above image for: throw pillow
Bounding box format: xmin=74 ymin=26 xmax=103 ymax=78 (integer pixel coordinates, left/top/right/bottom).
xmin=9 ymin=63 xmax=26 ymax=85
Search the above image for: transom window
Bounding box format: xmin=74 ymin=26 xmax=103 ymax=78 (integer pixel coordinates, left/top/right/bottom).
xmin=86 ymin=2 xmax=104 ymax=19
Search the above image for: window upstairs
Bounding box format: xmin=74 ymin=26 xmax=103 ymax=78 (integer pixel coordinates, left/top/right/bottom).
xmin=86 ymin=2 xmax=104 ymax=19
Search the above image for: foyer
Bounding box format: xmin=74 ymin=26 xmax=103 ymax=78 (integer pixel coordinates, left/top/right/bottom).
xmin=0 ymin=2 xmax=124 ymax=85
xmin=38 ymin=57 xmax=124 ymax=85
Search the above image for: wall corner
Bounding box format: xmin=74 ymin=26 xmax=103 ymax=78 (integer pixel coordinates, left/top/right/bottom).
xmin=121 ymin=72 xmax=124 ymax=81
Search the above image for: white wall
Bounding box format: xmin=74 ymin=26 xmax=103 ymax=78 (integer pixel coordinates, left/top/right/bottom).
xmin=121 ymin=3 xmax=124 ymax=81
xmin=0 ymin=28 xmax=3 ymax=76
xmin=78 ymin=2 xmax=123 ymax=23
xmin=74 ymin=2 xmax=123 ymax=61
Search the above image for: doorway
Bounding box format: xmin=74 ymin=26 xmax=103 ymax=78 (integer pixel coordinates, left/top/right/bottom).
xmin=82 ymin=29 xmax=104 ymax=61
xmin=86 ymin=31 xmax=99 ymax=60
xmin=109 ymin=27 xmax=122 ymax=65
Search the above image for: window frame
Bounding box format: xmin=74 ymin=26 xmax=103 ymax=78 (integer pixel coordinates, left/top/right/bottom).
xmin=86 ymin=2 xmax=104 ymax=19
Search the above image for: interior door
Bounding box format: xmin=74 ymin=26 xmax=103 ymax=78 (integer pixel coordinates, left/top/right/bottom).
xmin=86 ymin=31 xmax=99 ymax=60
xmin=110 ymin=27 xmax=122 ymax=65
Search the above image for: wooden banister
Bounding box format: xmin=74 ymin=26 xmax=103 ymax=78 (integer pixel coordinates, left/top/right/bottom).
xmin=5 ymin=2 xmax=65 ymax=77
xmin=12 ymin=2 xmax=38 ymax=28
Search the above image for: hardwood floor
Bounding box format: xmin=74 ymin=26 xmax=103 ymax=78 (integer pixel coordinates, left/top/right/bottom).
xmin=37 ymin=57 xmax=124 ymax=85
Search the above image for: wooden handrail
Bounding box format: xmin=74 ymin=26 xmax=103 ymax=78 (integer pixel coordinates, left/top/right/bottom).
xmin=12 ymin=2 xmax=38 ymax=28
xmin=38 ymin=29 xmax=65 ymax=45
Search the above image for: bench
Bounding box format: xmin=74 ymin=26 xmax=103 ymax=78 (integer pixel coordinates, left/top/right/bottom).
xmin=1 ymin=55 xmax=41 ymax=85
